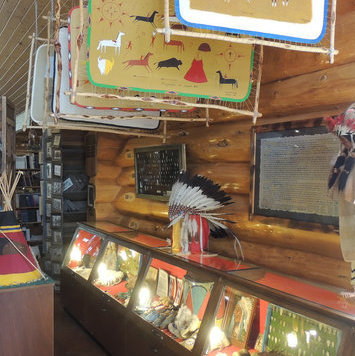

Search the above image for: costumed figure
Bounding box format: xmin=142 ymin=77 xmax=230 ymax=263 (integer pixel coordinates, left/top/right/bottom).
xmin=325 ymin=103 xmax=355 ymax=298
xmin=168 ymin=171 xmax=243 ymax=259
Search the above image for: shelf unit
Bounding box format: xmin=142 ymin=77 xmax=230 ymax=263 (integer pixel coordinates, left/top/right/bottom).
xmin=43 ymin=130 xmax=89 ymax=280
xmin=61 ymin=222 xmax=355 ymax=356
xmin=15 ymin=146 xmax=42 ymax=241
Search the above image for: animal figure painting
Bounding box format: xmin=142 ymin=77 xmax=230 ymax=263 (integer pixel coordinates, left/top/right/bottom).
xmin=216 ymin=71 xmax=238 ymax=88
xmin=123 ymin=52 xmax=153 ymax=71
xmin=175 ymin=0 xmax=327 ymax=43
xmin=130 ymin=10 xmax=158 ymax=28
xmin=87 ymin=0 xmax=253 ymax=102
xmin=68 ymin=6 xmax=193 ymax=112
xmin=156 ymin=58 xmax=183 ymax=70
xmin=97 ymin=31 xmax=125 ymax=55
xmin=97 ymin=57 xmax=115 ymax=75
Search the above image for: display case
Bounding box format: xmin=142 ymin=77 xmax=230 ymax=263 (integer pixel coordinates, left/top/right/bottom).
xmin=61 ymin=222 xmax=355 ymax=356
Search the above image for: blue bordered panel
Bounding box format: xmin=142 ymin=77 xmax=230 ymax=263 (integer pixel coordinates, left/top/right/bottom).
xmin=175 ymin=0 xmax=328 ymax=44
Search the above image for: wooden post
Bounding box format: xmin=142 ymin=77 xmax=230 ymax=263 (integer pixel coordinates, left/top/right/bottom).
xmin=42 ymin=15 xmax=51 ymax=130
xmin=253 ymin=46 xmax=263 ymax=125
xmin=163 ymin=120 xmax=167 ymax=143
xmin=329 ymin=0 xmax=338 ymax=64
xmin=164 ymin=0 xmax=171 ymax=43
xmin=23 ymin=34 xmax=35 ymax=131
xmin=155 ymin=28 xmax=339 ymax=56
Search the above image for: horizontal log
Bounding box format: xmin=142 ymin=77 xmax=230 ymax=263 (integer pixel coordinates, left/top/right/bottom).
xmin=96 ymin=162 xmax=122 ymax=180
xmin=116 ymin=162 xmax=250 ymax=195
xmin=117 ymin=167 xmax=135 ymax=187
xmin=115 ymin=122 xmax=251 ymax=167
xmin=115 ymin=137 xmax=162 ymax=167
xmin=208 ymin=239 xmax=351 ymax=289
xmin=106 ymin=213 xmax=171 ymax=240
xmin=233 ymin=215 xmax=343 ymax=260
xmin=262 ymin=7 xmax=355 ymax=83
xmin=110 ymin=190 xmax=342 ymax=259
xmin=114 ymin=188 xmax=169 ymax=221
xmin=94 ymin=179 xmax=122 ymax=203
xmin=98 ymin=133 xmax=127 ymax=149
xmin=189 ymin=162 xmax=250 ymax=195
xmin=94 ymin=202 xmax=121 ymax=222
xmin=97 ymin=133 xmax=127 ymax=161
xmin=260 ymin=62 xmax=355 ymax=117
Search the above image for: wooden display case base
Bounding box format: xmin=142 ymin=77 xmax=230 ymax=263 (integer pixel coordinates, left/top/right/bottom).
xmin=0 ymin=281 xmax=54 ymax=356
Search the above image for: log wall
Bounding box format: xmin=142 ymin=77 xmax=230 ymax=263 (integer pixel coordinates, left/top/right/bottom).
xmin=94 ymin=1 xmax=354 ymax=289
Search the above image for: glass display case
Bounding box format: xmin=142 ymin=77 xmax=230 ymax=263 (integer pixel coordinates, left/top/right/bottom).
xmin=65 ymin=228 xmax=103 ymax=280
xmin=61 ymin=223 xmax=355 ymax=356
xmin=133 ymin=258 xmax=214 ymax=351
xmin=92 ymin=241 xmax=142 ymax=307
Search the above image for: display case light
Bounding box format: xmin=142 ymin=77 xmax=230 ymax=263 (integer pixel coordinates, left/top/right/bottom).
xmin=305 ymin=329 xmax=317 ymax=344
xmin=138 ymin=287 xmax=151 ymax=309
xmin=120 ymin=250 xmax=128 ymax=261
xmin=97 ymin=262 xmax=108 ymax=282
xmin=70 ymin=245 xmax=82 ymax=262
xmin=209 ymin=326 xmax=224 ymax=350
xmin=287 ymin=332 xmax=298 ymax=348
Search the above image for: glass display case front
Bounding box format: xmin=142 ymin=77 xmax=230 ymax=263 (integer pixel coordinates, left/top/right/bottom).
xmin=133 ymin=258 xmax=215 ymax=352
xmin=205 ymin=283 xmax=344 ymax=356
xmin=66 ymin=228 xmax=103 ymax=280
xmin=92 ymin=240 xmax=142 ymax=307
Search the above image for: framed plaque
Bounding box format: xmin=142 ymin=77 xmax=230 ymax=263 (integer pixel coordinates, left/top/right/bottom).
xmin=253 ymin=122 xmax=339 ymax=225
xmin=134 ymin=144 xmax=186 ymax=201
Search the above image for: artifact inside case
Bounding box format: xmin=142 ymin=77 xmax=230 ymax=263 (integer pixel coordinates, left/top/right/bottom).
xmin=205 ymin=285 xmax=342 ymax=356
xmin=92 ymin=241 xmax=142 ymax=306
xmin=66 ymin=229 xmax=102 ymax=280
xmin=133 ymin=258 xmax=214 ymax=351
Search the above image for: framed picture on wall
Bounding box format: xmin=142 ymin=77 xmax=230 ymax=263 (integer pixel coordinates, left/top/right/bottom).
xmin=251 ymin=119 xmax=339 ymax=225
xmin=134 ymin=144 xmax=186 ymax=201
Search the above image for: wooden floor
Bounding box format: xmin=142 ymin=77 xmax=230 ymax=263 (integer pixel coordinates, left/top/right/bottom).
xmin=54 ymin=292 xmax=109 ymax=356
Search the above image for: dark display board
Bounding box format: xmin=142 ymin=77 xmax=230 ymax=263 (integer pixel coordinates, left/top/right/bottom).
xmin=254 ymin=125 xmax=339 ymax=225
xmin=134 ymin=144 xmax=186 ymax=201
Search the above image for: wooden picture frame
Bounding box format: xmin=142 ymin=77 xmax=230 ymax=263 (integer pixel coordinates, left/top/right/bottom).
xmin=251 ymin=119 xmax=339 ymax=226
xmin=227 ymin=292 xmax=257 ymax=348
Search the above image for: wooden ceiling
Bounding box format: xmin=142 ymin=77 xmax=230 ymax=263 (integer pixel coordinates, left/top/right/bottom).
xmin=0 ymin=0 xmax=73 ymax=114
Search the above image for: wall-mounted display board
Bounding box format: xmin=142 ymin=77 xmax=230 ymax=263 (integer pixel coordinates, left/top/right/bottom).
xmin=253 ymin=122 xmax=339 ymax=225
xmin=87 ymin=0 xmax=254 ymax=103
xmin=175 ymin=0 xmax=328 ymax=43
xmin=69 ymin=6 xmax=193 ymax=113
xmin=134 ymin=144 xmax=186 ymax=201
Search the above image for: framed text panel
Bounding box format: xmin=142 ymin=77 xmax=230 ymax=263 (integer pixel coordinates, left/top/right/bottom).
xmin=254 ymin=124 xmax=339 ymax=225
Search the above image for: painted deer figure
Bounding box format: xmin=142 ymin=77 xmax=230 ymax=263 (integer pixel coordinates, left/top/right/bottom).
xmin=97 ymin=32 xmax=125 ymax=55
xmin=216 ymin=71 xmax=238 ymax=88
xmin=122 ymin=52 xmax=153 ymax=72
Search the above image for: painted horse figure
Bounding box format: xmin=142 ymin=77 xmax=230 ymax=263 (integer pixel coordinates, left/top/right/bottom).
xmin=97 ymin=32 xmax=125 ymax=55
xmin=130 ymin=11 xmax=158 ymax=28
xmin=122 ymin=52 xmax=153 ymax=72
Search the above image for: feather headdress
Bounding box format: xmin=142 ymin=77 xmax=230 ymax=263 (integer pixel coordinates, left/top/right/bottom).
xmin=168 ymin=172 xmax=243 ymax=258
xmin=325 ymin=103 xmax=355 ymax=192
